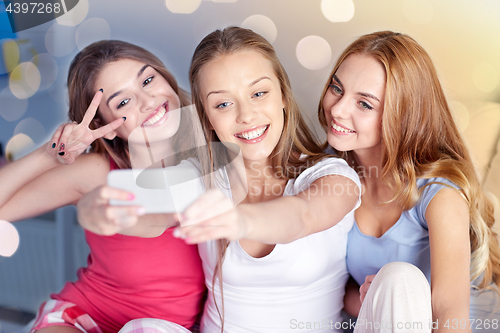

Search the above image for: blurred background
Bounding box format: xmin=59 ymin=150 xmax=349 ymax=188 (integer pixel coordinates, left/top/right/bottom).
xmin=1 ymin=0 xmax=499 ymax=159
xmin=0 ymin=0 xmax=499 ymax=330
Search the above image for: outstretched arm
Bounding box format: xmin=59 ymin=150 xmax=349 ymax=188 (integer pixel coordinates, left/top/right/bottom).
xmin=0 ymin=91 xmax=124 ymax=222
xmin=175 ymin=174 xmax=359 ymax=244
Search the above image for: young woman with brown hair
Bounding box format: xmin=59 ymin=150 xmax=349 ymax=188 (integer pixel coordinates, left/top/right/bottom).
xmin=319 ymin=31 xmax=500 ymax=332
xmin=0 ymin=40 xmax=205 ymax=333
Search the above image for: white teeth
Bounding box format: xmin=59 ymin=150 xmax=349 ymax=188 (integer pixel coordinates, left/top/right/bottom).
xmin=237 ymin=126 xmax=268 ymax=140
xmin=143 ymin=104 xmax=167 ymax=126
xmin=332 ymin=122 xmax=354 ymax=133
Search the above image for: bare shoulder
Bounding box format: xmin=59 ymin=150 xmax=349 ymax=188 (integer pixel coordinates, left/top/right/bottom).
xmin=426 ymin=187 xmax=469 ymax=226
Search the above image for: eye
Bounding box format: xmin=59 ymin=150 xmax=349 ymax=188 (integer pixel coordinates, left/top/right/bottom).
xmin=216 ymin=102 xmax=232 ymax=109
xmin=329 ymin=84 xmax=343 ymax=95
xmin=253 ymin=91 xmax=267 ymax=98
xmin=117 ymin=98 xmax=130 ymax=109
xmin=143 ymin=76 xmax=154 ymax=86
xmin=359 ymin=101 xmax=373 ymax=110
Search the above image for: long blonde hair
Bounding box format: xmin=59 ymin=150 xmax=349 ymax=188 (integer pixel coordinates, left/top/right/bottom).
xmin=318 ymin=31 xmax=500 ymax=290
xmin=190 ymin=26 xmax=329 ymax=330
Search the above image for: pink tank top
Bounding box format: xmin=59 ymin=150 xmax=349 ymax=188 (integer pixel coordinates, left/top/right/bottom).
xmin=52 ymin=158 xmax=205 ymax=332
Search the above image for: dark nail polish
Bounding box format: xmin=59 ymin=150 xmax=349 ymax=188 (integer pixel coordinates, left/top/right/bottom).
xmin=122 ymin=117 xmax=126 ymax=121
xmin=51 ymin=143 xmax=56 ymax=149
xmin=99 ymin=88 xmax=103 ymax=92
xmin=58 ymin=152 xmax=65 ymax=156
xmin=59 ymin=143 xmax=65 ymax=151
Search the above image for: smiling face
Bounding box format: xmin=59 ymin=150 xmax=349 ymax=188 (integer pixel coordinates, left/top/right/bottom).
xmin=323 ymin=54 xmax=386 ymax=156
xmin=95 ymin=58 xmax=181 ymax=144
xmin=199 ymin=50 xmax=285 ymax=165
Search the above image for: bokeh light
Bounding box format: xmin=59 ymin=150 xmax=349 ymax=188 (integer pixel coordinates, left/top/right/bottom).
xmin=0 ymin=87 xmax=29 ymax=122
xmin=48 ymin=71 xmax=68 ymax=104
xmin=76 ymin=18 xmax=111 ymax=50
xmin=472 ymin=62 xmax=498 ymax=93
xmin=30 ymin=53 xmax=58 ymax=91
xmin=0 ymin=39 xmax=20 ymax=75
xmin=242 ymin=15 xmax=277 ymax=43
xmin=449 ymin=101 xmax=470 ymax=132
xmin=45 ymin=23 xmax=77 ymax=57
xmin=0 ymin=220 xmax=19 ymax=257
xmin=402 ymin=0 xmax=433 ymax=25
xmin=5 ymin=133 xmax=35 ymax=161
xmin=165 ymin=0 xmax=201 ymax=14
xmin=296 ymin=36 xmax=332 ymax=71
xmin=9 ymin=62 xmax=41 ymax=99
xmin=56 ymin=0 xmax=89 ymax=26
xmin=14 ymin=118 xmax=47 ymax=144
xmin=486 ymin=191 xmax=499 ymax=212
xmin=321 ymin=0 xmax=355 ymax=23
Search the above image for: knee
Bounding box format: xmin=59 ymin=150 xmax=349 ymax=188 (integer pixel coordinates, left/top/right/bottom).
xmin=375 ymin=262 xmax=428 ymax=288
xmin=120 ymin=319 xmax=143 ymax=333
xmin=119 ymin=319 xmax=190 ymax=333
xmin=119 ymin=319 xmax=166 ymax=333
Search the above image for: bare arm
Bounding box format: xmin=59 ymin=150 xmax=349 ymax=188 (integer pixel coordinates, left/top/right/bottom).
xmin=175 ymin=174 xmax=359 ymax=244
xmin=0 ymin=91 xmax=124 ymax=222
xmin=0 ymin=152 xmax=110 ymax=222
xmin=427 ymin=188 xmax=471 ymax=332
xmin=343 ymin=276 xmax=362 ymax=317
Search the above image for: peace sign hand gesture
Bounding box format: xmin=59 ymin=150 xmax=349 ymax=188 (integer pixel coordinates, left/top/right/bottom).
xmin=46 ymin=90 xmax=125 ymax=165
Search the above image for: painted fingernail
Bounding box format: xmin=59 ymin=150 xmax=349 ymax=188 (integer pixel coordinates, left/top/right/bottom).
xmin=136 ymin=207 xmax=146 ymax=216
xmin=51 ymin=143 xmax=56 ymax=149
xmin=127 ymin=193 xmax=135 ymax=200
xmin=59 ymin=143 xmax=65 ymax=151
xmin=58 ymin=152 xmax=65 ymax=156
xmin=99 ymin=88 xmax=103 ymax=92
xmin=173 ymin=228 xmax=181 ymax=238
xmin=122 ymin=117 xmax=126 ymax=121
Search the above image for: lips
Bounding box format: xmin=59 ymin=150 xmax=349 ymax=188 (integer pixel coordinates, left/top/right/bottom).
xmin=331 ymin=120 xmax=355 ymax=134
xmin=142 ymin=101 xmax=169 ymax=127
xmin=235 ymin=125 xmax=269 ymax=140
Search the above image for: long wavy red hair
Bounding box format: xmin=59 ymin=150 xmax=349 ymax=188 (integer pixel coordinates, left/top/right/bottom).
xmin=318 ymin=31 xmax=500 ymax=291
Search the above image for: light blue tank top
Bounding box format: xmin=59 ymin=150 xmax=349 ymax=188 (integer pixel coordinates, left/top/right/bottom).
xmin=346 ymin=177 xmax=459 ymax=286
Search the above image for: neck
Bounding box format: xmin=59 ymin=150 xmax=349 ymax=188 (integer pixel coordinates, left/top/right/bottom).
xmin=240 ymin=158 xmax=287 ymax=202
xmin=129 ymin=140 xmax=176 ymax=169
xmin=243 ymin=158 xmax=273 ymax=182
xmin=352 ymin=145 xmax=384 ymax=187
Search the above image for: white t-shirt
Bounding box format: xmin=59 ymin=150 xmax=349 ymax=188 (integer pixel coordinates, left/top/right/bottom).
xmin=199 ymin=157 xmax=361 ymax=333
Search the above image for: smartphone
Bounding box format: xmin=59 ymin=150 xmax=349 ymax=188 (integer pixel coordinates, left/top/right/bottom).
xmin=107 ymin=159 xmax=204 ymax=214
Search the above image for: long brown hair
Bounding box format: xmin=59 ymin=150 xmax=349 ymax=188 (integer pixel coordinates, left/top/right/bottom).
xmin=318 ymin=31 xmax=500 ymax=291
xmin=190 ymin=26 xmax=329 ymax=330
xmin=67 ymin=40 xmax=191 ymax=169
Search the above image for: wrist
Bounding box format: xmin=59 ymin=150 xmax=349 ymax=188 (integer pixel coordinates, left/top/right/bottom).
xmin=40 ymin=143 xmax=61 ymax=168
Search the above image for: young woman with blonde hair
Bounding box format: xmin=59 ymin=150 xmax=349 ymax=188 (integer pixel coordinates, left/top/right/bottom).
xmin=319 ymin=30 xmax=500 ymax=332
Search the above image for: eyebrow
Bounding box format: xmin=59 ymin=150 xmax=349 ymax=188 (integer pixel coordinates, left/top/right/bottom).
xmin=205 ymin=76 xmax=272 ymax=100
xmin=332 ymin=74 xmax=380 ymax=103
xmin=106 ymin=64 xmax=150 ymax=107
